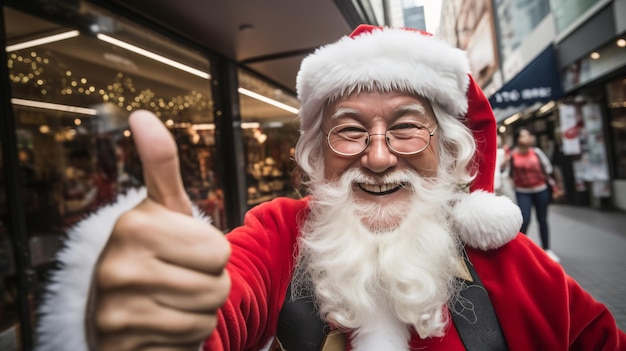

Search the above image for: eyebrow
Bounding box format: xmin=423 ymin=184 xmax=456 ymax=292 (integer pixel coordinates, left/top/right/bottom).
xmin=330 ymin=107 xmax=362 ymax=121
xmin=392 ymin=103 xmax=427 ymax=118
xmin=329 ymin=103 xmax=430 ymax=123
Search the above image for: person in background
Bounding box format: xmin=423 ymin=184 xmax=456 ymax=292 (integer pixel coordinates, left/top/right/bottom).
xmin=494 ymin=135 xmax=505 ymax=195
xmin=494 ymin=134 xmax=515 ymax=201
xmin=509 ymin=127 xmax=562 ymax=262
xmin=36 ymin=25 xmax=624 ymax=350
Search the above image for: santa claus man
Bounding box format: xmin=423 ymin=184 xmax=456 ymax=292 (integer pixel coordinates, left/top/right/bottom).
xmin=36 ymin=25 xmax=625 ymax=351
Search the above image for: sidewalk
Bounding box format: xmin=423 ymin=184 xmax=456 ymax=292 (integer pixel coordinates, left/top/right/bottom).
xmin=524 ymin=204 xmax=626 ymax=331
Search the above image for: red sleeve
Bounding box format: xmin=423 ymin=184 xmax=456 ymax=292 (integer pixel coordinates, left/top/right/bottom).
xmin=467 ymin=234 xmax=625 ymax=350
xmin=203 ymin=197 xmax=309 ymax=351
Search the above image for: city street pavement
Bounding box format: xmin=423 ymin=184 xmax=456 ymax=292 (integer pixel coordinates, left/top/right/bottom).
xmin=523 ymin=203 xmax=626 ymax=331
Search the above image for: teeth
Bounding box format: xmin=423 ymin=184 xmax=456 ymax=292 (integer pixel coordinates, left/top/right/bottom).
xmin=359 ymin=183 xmax=400 ymax=193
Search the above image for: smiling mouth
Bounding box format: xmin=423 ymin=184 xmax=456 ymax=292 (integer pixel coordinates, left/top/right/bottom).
xmin=357 ymin=182 xmax=405 ymax=195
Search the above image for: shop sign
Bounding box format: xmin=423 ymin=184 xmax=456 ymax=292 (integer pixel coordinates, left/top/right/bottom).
xmin=492 ymin=86 xmax=554 ymax=105
xmin=489 ymin=46 xmax=563 ymax=110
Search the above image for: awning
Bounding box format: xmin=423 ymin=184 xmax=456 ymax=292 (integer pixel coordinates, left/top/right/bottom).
xmin=489 ymin=46 xmax=563 ymax=122
xmin=492 ymin=102 xmax=542 ymax=124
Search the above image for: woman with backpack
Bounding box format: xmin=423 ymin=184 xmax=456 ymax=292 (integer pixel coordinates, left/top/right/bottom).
xmin=510 ymin=127 xmax=562 ymax=262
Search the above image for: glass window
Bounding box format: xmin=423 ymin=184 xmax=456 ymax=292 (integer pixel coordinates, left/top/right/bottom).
xmin=495 ymin=0 xmax=551 ymax=62
xmin=238 ymin=69 xmax=301 ymax=208
xmin=550 ymin=0 xmax=599 ymax=34
xmin=607 ymin=76 xmax=626 ymax=179
xmin=0 ymin=147 xmax=21 ymax=350
xmin=4 ymin=1 xmax=222 ymax=343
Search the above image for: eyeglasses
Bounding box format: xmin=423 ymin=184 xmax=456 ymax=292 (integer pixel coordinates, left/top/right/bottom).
xmin=325 ymin=122 xmax=438 ymax=156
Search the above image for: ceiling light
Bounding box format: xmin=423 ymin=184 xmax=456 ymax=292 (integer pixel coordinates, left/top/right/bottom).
xmin=241 ymin=122 xmax=261 ymax=129
xmin=504 ymin=113 xmax=521 ymax=126
xmin=192 ymin=123 xmax=215 ymax=130
xmin=238 ymin=88 xmax=299 ymax=115
xmin=538 ymin=101 xmax=555 ymax=114
xmin=617 ymin=39 xmax=626 ymax=48
xmin=6 ymin=30 xmax=80 ymax=51
xmin=11 ymin=98 xmax=97 ymax=115
xmin=590 ymin=52 xmax=600 ymax=60
xmin=97 ymin=34 xmax=211 ymax=79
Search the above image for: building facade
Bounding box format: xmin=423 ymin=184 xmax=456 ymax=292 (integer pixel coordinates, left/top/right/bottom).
xmin=440 ymin=0 xmax=626 ymax=211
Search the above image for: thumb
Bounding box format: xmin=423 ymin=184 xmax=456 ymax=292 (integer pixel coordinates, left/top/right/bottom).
xmin=129 ymin=110 xmax=192 ymax=216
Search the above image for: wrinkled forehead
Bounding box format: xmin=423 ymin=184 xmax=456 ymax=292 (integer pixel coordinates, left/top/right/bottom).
xmin=321 ymin=88 xmax=438 ymax=123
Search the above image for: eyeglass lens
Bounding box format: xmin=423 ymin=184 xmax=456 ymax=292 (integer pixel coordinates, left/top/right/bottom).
xmin=327 ymin=123 xmax=434 ymax=156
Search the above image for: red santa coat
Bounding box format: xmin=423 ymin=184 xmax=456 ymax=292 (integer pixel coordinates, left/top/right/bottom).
xmin=205 ymin=196 xmax=626 ymax=351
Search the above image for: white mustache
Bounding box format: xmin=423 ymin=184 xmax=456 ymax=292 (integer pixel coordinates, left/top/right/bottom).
xmin=345 ymin=169 xmax=416 ymax=187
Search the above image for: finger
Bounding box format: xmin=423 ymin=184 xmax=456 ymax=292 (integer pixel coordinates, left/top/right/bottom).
xmin=99 ymin=265 xmax=230 ymax=314
xmin=149 ymin=266 xmax=231 ymax=313
xmin=97 ymin=292 xmax=219 ymax=335
xmin=128 ymin=110 xmax=192 ymax=215
xmin=109 ymin=204 xmax=231 ymax=273
xmin=97 ymin=295 xmax=216 ymax=350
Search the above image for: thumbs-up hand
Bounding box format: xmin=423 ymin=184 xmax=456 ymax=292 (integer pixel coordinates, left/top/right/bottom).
xmin=91 ymin=110 xmax=231 ymax=350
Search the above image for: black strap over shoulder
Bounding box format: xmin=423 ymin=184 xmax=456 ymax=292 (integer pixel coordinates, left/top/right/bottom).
xmin=450 ymin=249 xmax=509 ymax=351
xmin=275 ymin=282 xmax=327 ymax=351
xmin=275 ymin=248 xmax=508 ymax=351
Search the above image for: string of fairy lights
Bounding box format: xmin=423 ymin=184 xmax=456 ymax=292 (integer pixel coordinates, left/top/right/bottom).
xmin=7 ymin=49 xmax=212 ymax=121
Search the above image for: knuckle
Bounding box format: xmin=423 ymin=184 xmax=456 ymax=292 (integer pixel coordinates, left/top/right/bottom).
xmin=212 ymin=233 xmax=231 ymax=266
xmin=192 ymin=315 xmax=218 ymax=341
xmin=170 ymin=314 xmax=217 ymax=341
xmin=216 ymin=270 xmax=232 ymax=304
xmin=96 ymin=254 xmax=142 ymax=289
xmin=112 ymin=210 xmax=151 ymax=239
xmin=96 ymin=300 xmax=130 ymax=333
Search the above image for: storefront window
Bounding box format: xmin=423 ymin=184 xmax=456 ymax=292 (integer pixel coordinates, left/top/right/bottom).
xmin=495 ymin=0 xmax=550 ymax=63
xmin=550 ymin=0 xmax=599 ymax=34
xmin=3 ymin=2 xmax=221 ymax=345
xmin=0 ymin=145 xmax=20 ymax=350
xmin=238 ymin=69 xmax=301 ymax=207
xmin=607 ymin=76 xmax=626 ymax=179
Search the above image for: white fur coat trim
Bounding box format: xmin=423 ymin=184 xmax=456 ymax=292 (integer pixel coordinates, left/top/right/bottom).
xmin=350 ymin=307 xmax=411 ymax=350
xmin=35 ymin=188 xmax=209 ymax=351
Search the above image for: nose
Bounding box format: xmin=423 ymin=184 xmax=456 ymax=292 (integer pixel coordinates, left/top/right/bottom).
xmin=360 ymin=134 xmax=398 ymax=173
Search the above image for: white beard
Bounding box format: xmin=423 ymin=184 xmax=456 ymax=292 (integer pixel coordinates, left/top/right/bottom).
xmin=293 ymin=169 xmax=461 ymax=349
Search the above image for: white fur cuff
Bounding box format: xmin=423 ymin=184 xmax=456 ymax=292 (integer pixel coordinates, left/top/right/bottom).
xmin=35 ymin=188 xmax=146 ymax=351
xmin=35 ymin=188 xmax=210 ymax=351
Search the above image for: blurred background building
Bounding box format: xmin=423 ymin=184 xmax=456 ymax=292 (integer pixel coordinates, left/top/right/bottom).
xmin=0 ymin=0 xmax=624 ymax=349
xmin=437 ymin=0 xmax=626 ymax=213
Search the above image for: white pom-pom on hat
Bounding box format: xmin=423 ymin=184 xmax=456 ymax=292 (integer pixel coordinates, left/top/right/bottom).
xmin=452 ymin=190 xmax=522 ymax=250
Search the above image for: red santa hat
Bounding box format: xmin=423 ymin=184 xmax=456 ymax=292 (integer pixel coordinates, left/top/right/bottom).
xmin=296 ymin=25 xmax=521 ymax=250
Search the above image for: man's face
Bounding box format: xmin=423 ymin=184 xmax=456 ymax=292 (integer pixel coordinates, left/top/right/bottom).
xmin=322 ymin=91 xmax=440 ymax=206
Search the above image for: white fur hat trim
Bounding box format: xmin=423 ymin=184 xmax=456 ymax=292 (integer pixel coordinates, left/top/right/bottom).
xmin=296 ymin=27 xmax=470 ymax=129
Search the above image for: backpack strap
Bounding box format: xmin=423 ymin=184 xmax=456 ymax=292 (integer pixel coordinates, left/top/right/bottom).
xmin=272 ymin=282 xmax=344 ymax=351
xmin=273 ymin=247 xmax=508 ymax=351
xmin=450 ymin=248 xmax=509 ymax=351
